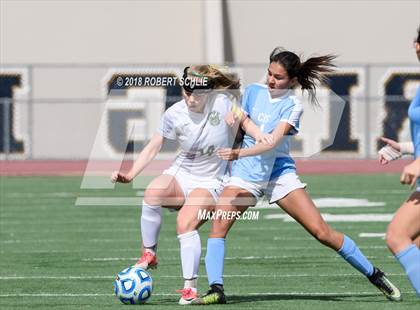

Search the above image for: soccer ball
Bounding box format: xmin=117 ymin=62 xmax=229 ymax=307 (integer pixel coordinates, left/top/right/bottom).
xmin=114 ymin=266 xmax=153 ymax=304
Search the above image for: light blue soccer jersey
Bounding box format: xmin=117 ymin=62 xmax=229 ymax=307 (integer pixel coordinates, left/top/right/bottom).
xmin=232 ymin=83 xmax=303 ymax=182
xmin=409 ymin=86 xmax=420 ymax=158
xmin=408 ymin=85 xmax=420 ymax=186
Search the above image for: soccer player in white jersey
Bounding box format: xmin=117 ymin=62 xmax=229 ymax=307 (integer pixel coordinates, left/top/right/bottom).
xmin=379 ymin=28 xmax=420 ymax=298
xmin=196 ymin=48 xmax=402 ymax=304
xmin=111 ymin=65 xmax=271 ymax=304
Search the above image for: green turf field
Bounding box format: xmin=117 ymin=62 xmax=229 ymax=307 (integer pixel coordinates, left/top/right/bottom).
xmin=0 ymin=174 xmax=419 ymax=309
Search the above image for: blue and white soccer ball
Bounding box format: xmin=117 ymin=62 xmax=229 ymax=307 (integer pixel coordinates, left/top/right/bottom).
xmin=114 ymin=266 xmax=153 ymax=305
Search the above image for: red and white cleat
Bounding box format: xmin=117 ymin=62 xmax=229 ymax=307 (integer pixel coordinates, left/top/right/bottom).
xmin=176 ymin=288 xmax=199 ymax=305
xmin=134 ymin=250 xmax=158 ymax=270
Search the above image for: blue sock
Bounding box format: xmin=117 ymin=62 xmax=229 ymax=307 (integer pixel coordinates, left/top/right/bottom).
xmin=396 ymin=244 xmax=420 ymax=297
xmin=338 ymin=235 xmax=374 ymax=277
xmin=205 ymin=238 xmax=225 ymax=285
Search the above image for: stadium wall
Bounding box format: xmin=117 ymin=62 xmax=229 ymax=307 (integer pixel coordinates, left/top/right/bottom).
xmin=1 ymin=0 xmax=419 ymax=163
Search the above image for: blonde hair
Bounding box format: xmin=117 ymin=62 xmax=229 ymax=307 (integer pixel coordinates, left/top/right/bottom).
xmin=188 ymin=65 xmax=240 ymax=90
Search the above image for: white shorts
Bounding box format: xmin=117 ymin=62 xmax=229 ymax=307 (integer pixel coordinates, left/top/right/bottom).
xmin=226 ymin=173 xmax=307 ymax=204
xmin=163 ymin=166 xmax=226 ymax=202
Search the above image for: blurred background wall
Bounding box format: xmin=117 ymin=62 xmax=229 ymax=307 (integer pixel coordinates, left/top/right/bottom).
xmin=1 ymin=0 xmax=419 ymax=160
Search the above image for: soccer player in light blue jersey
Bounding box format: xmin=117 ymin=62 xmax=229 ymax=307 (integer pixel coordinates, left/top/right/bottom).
xmin=196 ymin=48 xmax=402 ymax=304
xmin=384 ymin=28 xmax=420 ymax=298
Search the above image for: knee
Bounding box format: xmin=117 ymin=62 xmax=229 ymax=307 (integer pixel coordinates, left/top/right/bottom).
xmin=144 ymin=188 xmax=167 ymax=206
xmin=209 ymin=218 xmax=230 ymax=238
xmin=386 ymin=224 xmax=403 ymax=254
xmin=176 ymin=219 xmax=198 ymax=235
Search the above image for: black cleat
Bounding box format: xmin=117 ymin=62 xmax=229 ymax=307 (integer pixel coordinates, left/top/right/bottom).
xmin=368 ymin=267 xmax=402 ymax=301
xmin=192 ymin=284 xmax=227 ymax=305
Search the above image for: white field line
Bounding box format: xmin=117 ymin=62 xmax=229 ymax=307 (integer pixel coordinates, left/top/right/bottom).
xmin=265 ymin=213 xmax=394 ymax=222
xmin=4 ymin=213 xmax=393 ymax=225
xmin=75 ymin=197 xmax=141 ymax=206
xmin=0 ymin=291 xmax=417 ymax=298
xmin=359 ymin=233 xmax=386 ymax=239
xmin=81 ymin=255 xmax=393 ymax=262
xmin=1 ymin=237 xmax=316 ymax=244
xmin=5 ymin=192 xmax=77 ymax=198
xmin=1 ymin=237 xmax=317 ymax=244
xmin=0 ymin=220 xmax=139 ymax=226
xmin=0 ymin=219 xmax=308 ymax=230
xmin=255 ymin=198 xmax=386 ymax=209
xmin=1 ymin=245 xmax=388 ymax=255
xmin=0 ymin=239 xmax=136 ymax=244
xmin=3 ymin=190 xmax=408 ymax=199
xmin=307 ymin=190 xmax=408 ymax=195
xmin=0 ymin=226 xmax=305 ymax=233
xmin=312 ymin=198 xmax=385 ymax=208
xmin=0 ymin=293 xmax=110 ymax=297
xmin=0 ymin=293 xmax=172 ymax=297
xmin=3 ymin=234 xmax=324 ymax=245
xmin=0 ymin=227 xmax=304 ymax=239
xmin=75 ymin=197 xmax=387 ymax=207
xmin=0 ymin=273 xmax=406 ymax=280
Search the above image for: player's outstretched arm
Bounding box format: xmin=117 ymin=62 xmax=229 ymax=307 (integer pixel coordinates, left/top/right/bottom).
xmin=217 ymin=121 xmax=291 ymax=160
xmin=378 ymin=137 xmax=414 ymax=165
xmin=225 ymin=104 xmax=273 ymax=145
xmin=240 ymin=117 xmax=274 ymax=145
xmin=111 ymin=133 xmax=164 ymax=183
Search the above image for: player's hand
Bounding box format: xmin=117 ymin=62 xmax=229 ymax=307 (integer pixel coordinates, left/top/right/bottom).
xmin=225 ymin=111 xmax=239 ymax=127
xmin=400 ymin=159 xmax=420 ymax=188
xmin=257 ymin=133 xmax=274 ymax=145
xmin=380 ymin=137 xmax=401 ymax=151
xmin=217 ymin=148 xmax=240 ymax=161
xmin=111 ymin=171 xmax=133 ymax=183
xmin=378 ymin=137 xmax=401 ymax=165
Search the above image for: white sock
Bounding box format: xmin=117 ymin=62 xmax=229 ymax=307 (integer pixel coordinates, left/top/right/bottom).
xmin=141 ymin=201 xmax=162 ymax=253
xmin=178 ymin=230 xmax=201 ymax=288
xmin=184 ymin=279 xmax=198 ymax=292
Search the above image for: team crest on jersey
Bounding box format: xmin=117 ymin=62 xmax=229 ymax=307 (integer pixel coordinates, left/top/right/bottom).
xmin=209 ymin=111 xmax=221 ymax=126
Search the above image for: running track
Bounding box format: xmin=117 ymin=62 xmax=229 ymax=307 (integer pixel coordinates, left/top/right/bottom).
xmin=0 ymin=159 xmax=411 ymax=176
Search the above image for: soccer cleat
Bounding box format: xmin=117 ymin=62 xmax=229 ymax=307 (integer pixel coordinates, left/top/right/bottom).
xmin=176 ymin=288 xmax=199 ymax=305
xmin=134 ymin=251 xmax=158 ymax=270
xmin=192 ymin=284 xmax=226 ymax=305
xmin=368 ymin=267 xmax=402 ymax=301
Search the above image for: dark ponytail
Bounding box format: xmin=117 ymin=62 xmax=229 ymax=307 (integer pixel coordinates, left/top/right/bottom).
xmin=297 ymin=55 xmax=336 ymax=104
xmin=270 ymin=47 xmax=336 ymax=105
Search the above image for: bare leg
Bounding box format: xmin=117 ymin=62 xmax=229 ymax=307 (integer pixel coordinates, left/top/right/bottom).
xmin=204 ymin=186 xmax=256 ymax=289
xmin=138 ymin=174 xmax=185 ymax=268
xmin=386 ymin=191 xmax=420 ymax=297
xmin=176 ymin=188 xmax=215 ymax=294
xmin=275 ymin=188 xmax=402 ymax=300
xmin=209 ymin=186 xmax=256 ymax=238
xmin=144 ymin=174 xmax=185 ymax=208
xmin=276 ymin=188 xmax=343 ymax=250
xmin=386 ymin=191 xmax=420 ymax=254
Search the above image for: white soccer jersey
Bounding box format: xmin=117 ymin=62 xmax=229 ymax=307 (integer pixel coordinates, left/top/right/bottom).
xmin=157 ymin=93 xmax=236 ymax=182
